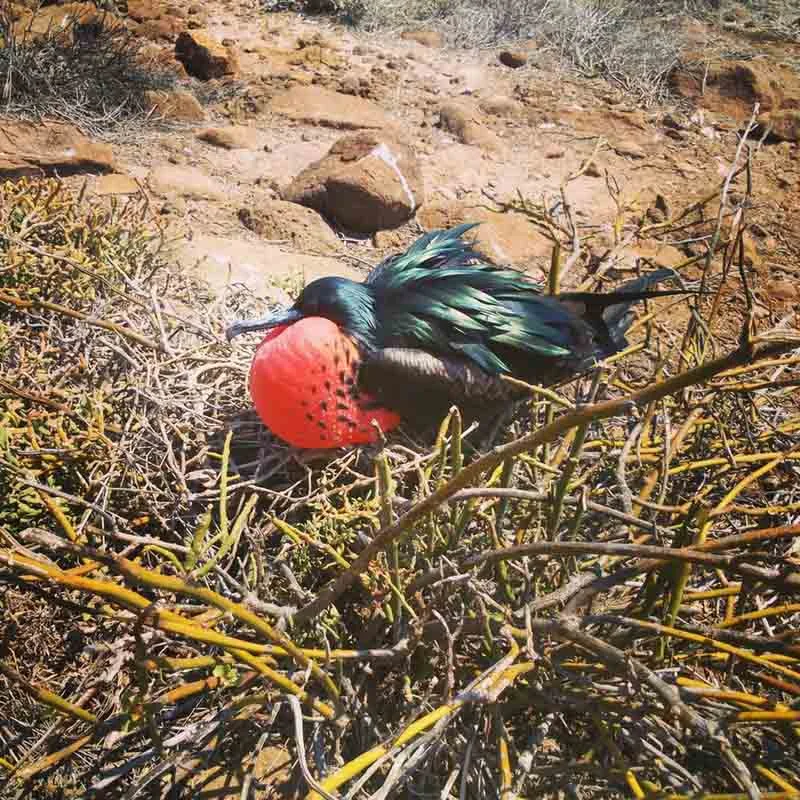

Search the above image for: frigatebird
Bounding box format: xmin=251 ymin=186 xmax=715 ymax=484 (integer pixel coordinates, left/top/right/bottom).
xmin=227 ymin=224 xmax=689 ymax=449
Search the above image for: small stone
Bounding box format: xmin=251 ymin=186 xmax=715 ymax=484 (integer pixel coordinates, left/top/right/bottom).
xmin=373 ymin=229 xmax=407 ymax=249
xmin=439 ymin=101 xmax=501 ymax=151
xmin=144 ymin=89 xmax=205 ymax=122
xmin=197 ymin=125 xmax=259 ymax=150
xmin=612 ymin=139 xmax=647 ymax=159
xmin=94 ymin=173 xmax=140 ymax=195
xmin=544 ymin=146 xmax=565 ymax=159
xmin=479 ymin=95 xmax=522 ymax=117
xmin=584 ymin=160 xmax=602 ymax=178
xmin=767 ymin=280 xmax=798 ymax=301
xmin=499 ymin=50 xmax=527 ymax=68
xmin=417 ymin=200 xmax=551 ymax=277
xmin=148 ymin=164 xmax=225 ymax=200
xmin=175 ymin=29 xmax=239 ymax=80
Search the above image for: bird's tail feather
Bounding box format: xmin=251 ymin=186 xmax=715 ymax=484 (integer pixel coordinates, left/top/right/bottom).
xmin=559 ymin=269 xmax=693 ymax=352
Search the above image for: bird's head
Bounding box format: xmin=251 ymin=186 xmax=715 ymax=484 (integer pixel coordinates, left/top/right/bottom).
xmin=226 ymin=276 xmax=377 ymax=344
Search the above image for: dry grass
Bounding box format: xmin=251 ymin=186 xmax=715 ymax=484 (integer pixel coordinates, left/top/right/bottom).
xmin=267 ymin=0 xmax=799 ymax=105
xmin=0 ymin=6 xmax=181 ymax=138
xmin=1 ymin=130 xmax=800 ymax=799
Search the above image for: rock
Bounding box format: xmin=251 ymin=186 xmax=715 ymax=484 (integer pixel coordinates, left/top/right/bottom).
xmin=127 ymin=0 xmax=165 ymax=22
xmin=612 ymin=139 xmax=647 ymax=159
xmin=417 ymin=200 xmax=551 ymax=277
xmin=645 ymin=194 xmax=671 ymax=224
xmin=147 ymin=164 xmax=225 ymax=200
xmin=373 ymin=229 xmax=409 ymax=250
xmin=136 ymin=16 xmax=184 ymax=42
xmin=175 ymin=30 xmax=239 ymax=80
xmin=296 ymin=32 xmax=338 ymax=51
xmin=544 ymin=146 xmax=565 ymax=159
xmin=144 ymin=89 xmax=205 ymax=122
xmin=288 ymin=41 xmax=344 ymax=70
xmin=239 ymin=200 xmax=340 ymax=255
xmin=479 ymin=95 xmax=522 ymax=117
xmin=13 ymin=3 xmax=122 ymax=42
xmin=670 ymin=60 xmax=800 ymax=122
xmin=767 ymin=280 xmax=798 ymax=301
xmin=137 ymin=42 xmax=188 ymax=77
xmin=282 ymin=131 xmax=423 ymax=233
xmin=584 ymin=160 xmax=602 ymax=178
xmin=0 ymin=120 xmax=113 ymax=178
xmin=439 ymin=101 xmax=501 ymax=151
xmin=94 ymin=174 xmax=141 ymax=195
xmin=171 ymin=234 xmax=358 ymax=297
xmin=197 ymin=125 xmax=259 ymax=150
xmin=760 ymin=109 xmax=800 ymax=142
xmin=498 ymin=50 xmax=527 ymax=68
xmin=270 ymin=86 xmax=392 ymax=130
xmin=400 ymin=30 xmax=443 ymax=48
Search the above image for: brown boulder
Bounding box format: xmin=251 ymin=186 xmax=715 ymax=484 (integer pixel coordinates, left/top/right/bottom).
xmin=270 ymin=86 xmax=392 ymax=130
xmin=417 ymin=200 xmax=551 ymax=277
xmin=144 ymin=89 xmax=206 ymax=122
xmin=197 ymin=125 xmax=259 ymax=150
xmin=0 ymin=120 xmax=113 ymax=178
xmin=175 ymin=30 xmax=239 ymax=80
xmin=400 ymin=30 xmax=443 ymax=48
xmin=239 ymin=201 xmax=340 ymax=255
xmin=282 ymin=131 xmax=423 ymax=233
xmin=439 ymin=101 xmax=501 ymax=151
xmin=144 ymin=89 xmax=205 ymax=122
xmin=671 ymin=60 xmax=800 ymax=121
xmin=760 ymin=109 xmax=800 ymax=142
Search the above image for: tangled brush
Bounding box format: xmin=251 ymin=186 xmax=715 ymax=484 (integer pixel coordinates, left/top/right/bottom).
xmin=1 ymin=143 xmax=799 ymax=800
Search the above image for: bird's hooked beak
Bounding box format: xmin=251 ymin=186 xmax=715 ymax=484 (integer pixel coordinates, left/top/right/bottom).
xmin=225 ymin=308 xmax=303 ymax=342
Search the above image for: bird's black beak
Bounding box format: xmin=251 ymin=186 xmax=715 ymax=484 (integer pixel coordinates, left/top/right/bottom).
xmin=225 ymin=308 xmax=303 ymax=342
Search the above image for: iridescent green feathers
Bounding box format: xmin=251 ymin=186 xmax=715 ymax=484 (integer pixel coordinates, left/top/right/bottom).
xmin=367 ymin=223 xmax=586 ymax=373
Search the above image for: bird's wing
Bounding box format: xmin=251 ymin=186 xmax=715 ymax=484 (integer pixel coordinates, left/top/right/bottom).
xmin=375 ymin=271 xmax=589 ymax=371
xmin=365 ymin=225 xmax=592 ymax=374
xmin=358 ymin=347 xmax=519 ymax=420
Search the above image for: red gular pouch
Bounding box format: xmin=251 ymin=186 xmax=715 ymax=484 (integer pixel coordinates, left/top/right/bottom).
xmin=249 ymin=317 xmax=401 ymax=449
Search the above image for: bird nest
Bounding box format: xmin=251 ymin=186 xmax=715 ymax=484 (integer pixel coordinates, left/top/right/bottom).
xmin=1 ymin=167 xmax=800 ymax=800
